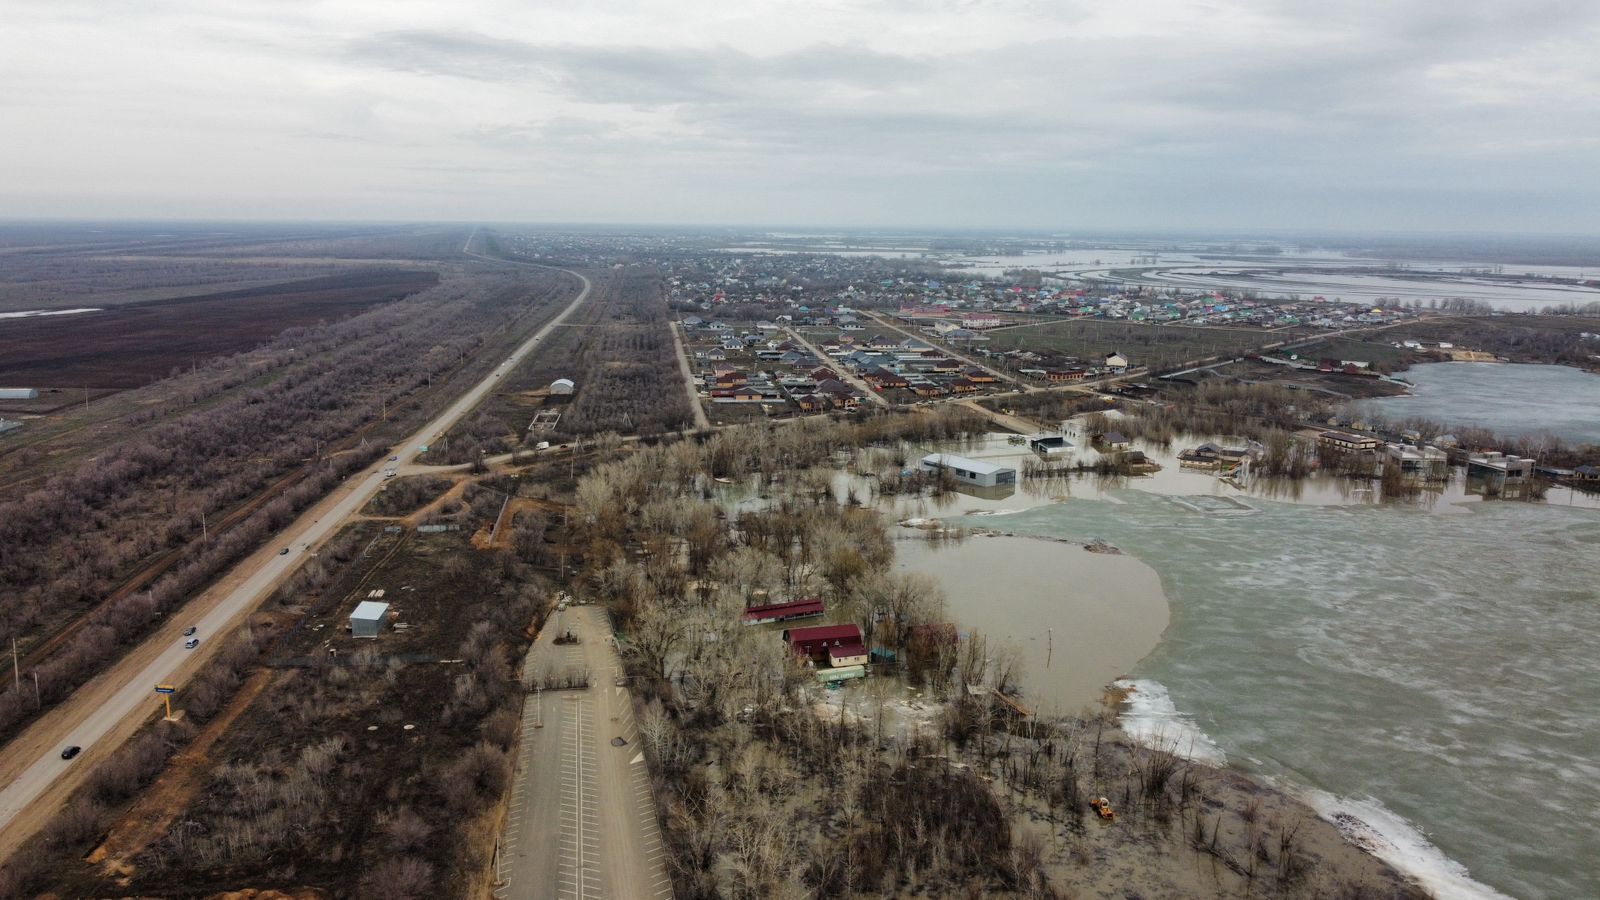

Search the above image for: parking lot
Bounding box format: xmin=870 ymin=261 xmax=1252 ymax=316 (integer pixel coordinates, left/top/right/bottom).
xmin=496 ymin=607 xmax=669 ymax=900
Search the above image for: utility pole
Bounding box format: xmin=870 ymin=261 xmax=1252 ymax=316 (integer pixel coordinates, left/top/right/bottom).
xmin=201 ymin=510 xmax=208 ymax=542
xmin=11 ymin=638 xmax=18 ymax=694
xmin=33 ymin=672 xmax=40 ymax=708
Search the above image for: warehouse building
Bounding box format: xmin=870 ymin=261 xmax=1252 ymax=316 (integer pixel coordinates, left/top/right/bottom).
xmin=920 ymin=453 xmax=1017 ymax=487
xmin=0 ymin=388 xmax=39 ymax=400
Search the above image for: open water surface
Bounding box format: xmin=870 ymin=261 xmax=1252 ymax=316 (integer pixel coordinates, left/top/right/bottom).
xmin=947 ymin=492 xmax=1600 ymax=899
xmin=1363 ymin=363 xmax=1600 ymax=446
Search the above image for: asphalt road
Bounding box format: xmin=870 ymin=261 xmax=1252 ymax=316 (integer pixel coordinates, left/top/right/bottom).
xmin=0 ymin=261 xmax=592 ymax=858
xmin=497 ymin=606 xmax=670 ymax=900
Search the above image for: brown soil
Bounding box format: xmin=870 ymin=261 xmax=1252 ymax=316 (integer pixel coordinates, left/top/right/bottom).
xmin=87 ymin=668 xmax=277 ymax=875
xmin=0 ymin=270 xmax=438 ymax=389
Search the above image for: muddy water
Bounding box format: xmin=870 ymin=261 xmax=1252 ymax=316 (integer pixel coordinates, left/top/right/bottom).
xmin=893 ymin=534 xmax=1168 ymax=715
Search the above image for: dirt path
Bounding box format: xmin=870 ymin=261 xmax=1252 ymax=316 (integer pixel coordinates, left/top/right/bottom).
xmin=670 ymin=322 xmax=711 ymax=430
xmin=86 ymin=668 xmax=278 ymax=876
xmin=959 ymin=400 xmax=1047 ymax=434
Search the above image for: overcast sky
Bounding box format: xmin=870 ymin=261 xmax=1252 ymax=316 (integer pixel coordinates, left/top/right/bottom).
xmin=3 ymin=0 xmax=1599 ymax=232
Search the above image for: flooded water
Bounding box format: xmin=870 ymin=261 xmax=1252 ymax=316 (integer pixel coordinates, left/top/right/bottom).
xmin=1362 ymin=362 xmax=1600 ymax=445
xmin=894 ymin=535 xmax=1168 ymax=715
xmin=932 ymin=491 xmax=1600 ymax=899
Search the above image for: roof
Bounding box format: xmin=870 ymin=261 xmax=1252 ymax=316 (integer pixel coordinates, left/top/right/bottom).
xmin=351 ymin=600 xmax=390 ymax=621
xmin=921 ymin=453 xmax=1013 ymax=476
xmin=783 ymin=623 xmax=861 ymax=644
xmin=828 ymin=641 xmax=868 ymax=660
xmin=743 ymin=598 xmax=825 ymax=620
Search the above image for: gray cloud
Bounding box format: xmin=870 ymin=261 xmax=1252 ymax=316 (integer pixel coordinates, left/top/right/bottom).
xmin=1 ymin=0 xmax=1598 ymax=230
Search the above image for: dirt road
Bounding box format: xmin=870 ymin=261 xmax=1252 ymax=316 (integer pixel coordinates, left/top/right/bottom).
xmin=670 ymin=321 xmax=712 ymax=430
xmin=783 ymin=328 xmax=889 ymax=407
xmin=0 ymin=262 xmax=593 ymax=863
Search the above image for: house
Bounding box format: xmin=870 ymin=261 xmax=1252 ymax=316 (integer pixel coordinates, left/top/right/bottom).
xmin=1046 ymin=369 xmax=1088 ymax=383
xmin=1573 ymin=464 xmax=1600 ymax=481
xmin=947 ymin=378 xmax=979 ymax=394
xmin=706 ymin=348 xmax=727 ymax=362
xmin=1104 ymin=351 xmax=1130 ymax=372
xmin=784 ymin=623 xmax=864 ymax=662
xmin=828 ymin=641 xmax=870 ymax=667
xmin=862 ymin=368 xmax=908 ymax=389
xmin=794 ymin=394 xmax=822 ymax=413
xmin=962 ymin=313 xmax=1004 ymax=329
xmin=1097 ymin=431 xmax=1131 ymax=449
xmin=963 ymin=367 xmax=997 ymax=384
xmin=920 ymin=453 xmax=1017 ymax=487
xmin=1027 ymin=434 xmax=1073 ymax=458
xmin=1318 ymin=430 xmax=1380 ymax=453
xmin=743 ymin=598 xmax=825 ymax=626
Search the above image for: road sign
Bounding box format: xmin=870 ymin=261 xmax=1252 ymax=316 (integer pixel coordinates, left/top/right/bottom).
xmin=154 ymin=684 xmax=175 ymax=694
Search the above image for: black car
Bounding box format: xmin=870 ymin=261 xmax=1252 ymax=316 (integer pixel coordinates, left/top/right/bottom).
xmin=61 ymin=745 xmax=81 ymax=760
xmin=279 ymin=547 xmax=290 ymax=555
xmin=184 ymin=626 xmax=197 ymax=636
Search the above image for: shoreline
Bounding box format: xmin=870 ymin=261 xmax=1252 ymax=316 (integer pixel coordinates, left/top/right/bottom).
xmin=903 ymin=506 xmax=1508 ymax=900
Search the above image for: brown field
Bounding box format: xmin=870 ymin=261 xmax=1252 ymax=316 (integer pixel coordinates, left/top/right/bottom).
xmin=0 ymin=270 xmax=439 ymax=390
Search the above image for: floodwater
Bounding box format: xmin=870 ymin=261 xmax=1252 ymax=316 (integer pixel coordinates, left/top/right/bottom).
xmin=893 ymin=534 xmax=1168 ymax=715
xmin=924 ymin=489 xmax=1600 ymax=899
xmin=1362 ymin=362 xmax=1600 ymax=446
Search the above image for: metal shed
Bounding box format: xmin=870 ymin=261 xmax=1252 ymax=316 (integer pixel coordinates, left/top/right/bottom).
xmin=350 ymin=600 xmax=390 ymax=638
xmin=550 ymin=378 xmax=576 ymax=395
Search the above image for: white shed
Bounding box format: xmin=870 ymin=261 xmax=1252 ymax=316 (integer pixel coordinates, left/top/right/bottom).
xmin=0 ymin=388 xmax=39 ymax=400
xmin=350 ymin=601 xmax=390 ymax=638
xmin=550 ymin=378 xmax=576 ymax=395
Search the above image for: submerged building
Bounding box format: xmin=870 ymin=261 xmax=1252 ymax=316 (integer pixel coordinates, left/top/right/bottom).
xmin=920 ymin=453 xmax=1017 ymax=487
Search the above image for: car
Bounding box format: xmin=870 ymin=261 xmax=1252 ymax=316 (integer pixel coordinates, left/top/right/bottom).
xmin=61 ymin=746 xmax=81 ymax=760
xmin=185 ymin=638 xmax=199 ymax=649
xmin=279 ymin=547 xmax=290 ymax=555
xmin=389 ymin=455 xmax=398 ymax=461
xmin=184 ymin=626 xmax=197 ymax=636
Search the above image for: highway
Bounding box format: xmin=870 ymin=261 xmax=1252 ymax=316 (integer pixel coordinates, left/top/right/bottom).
xmin=0 ymin=258 xmax=592 ymax=860
xmin=497 ymin=606 xmax=670 ymax=900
